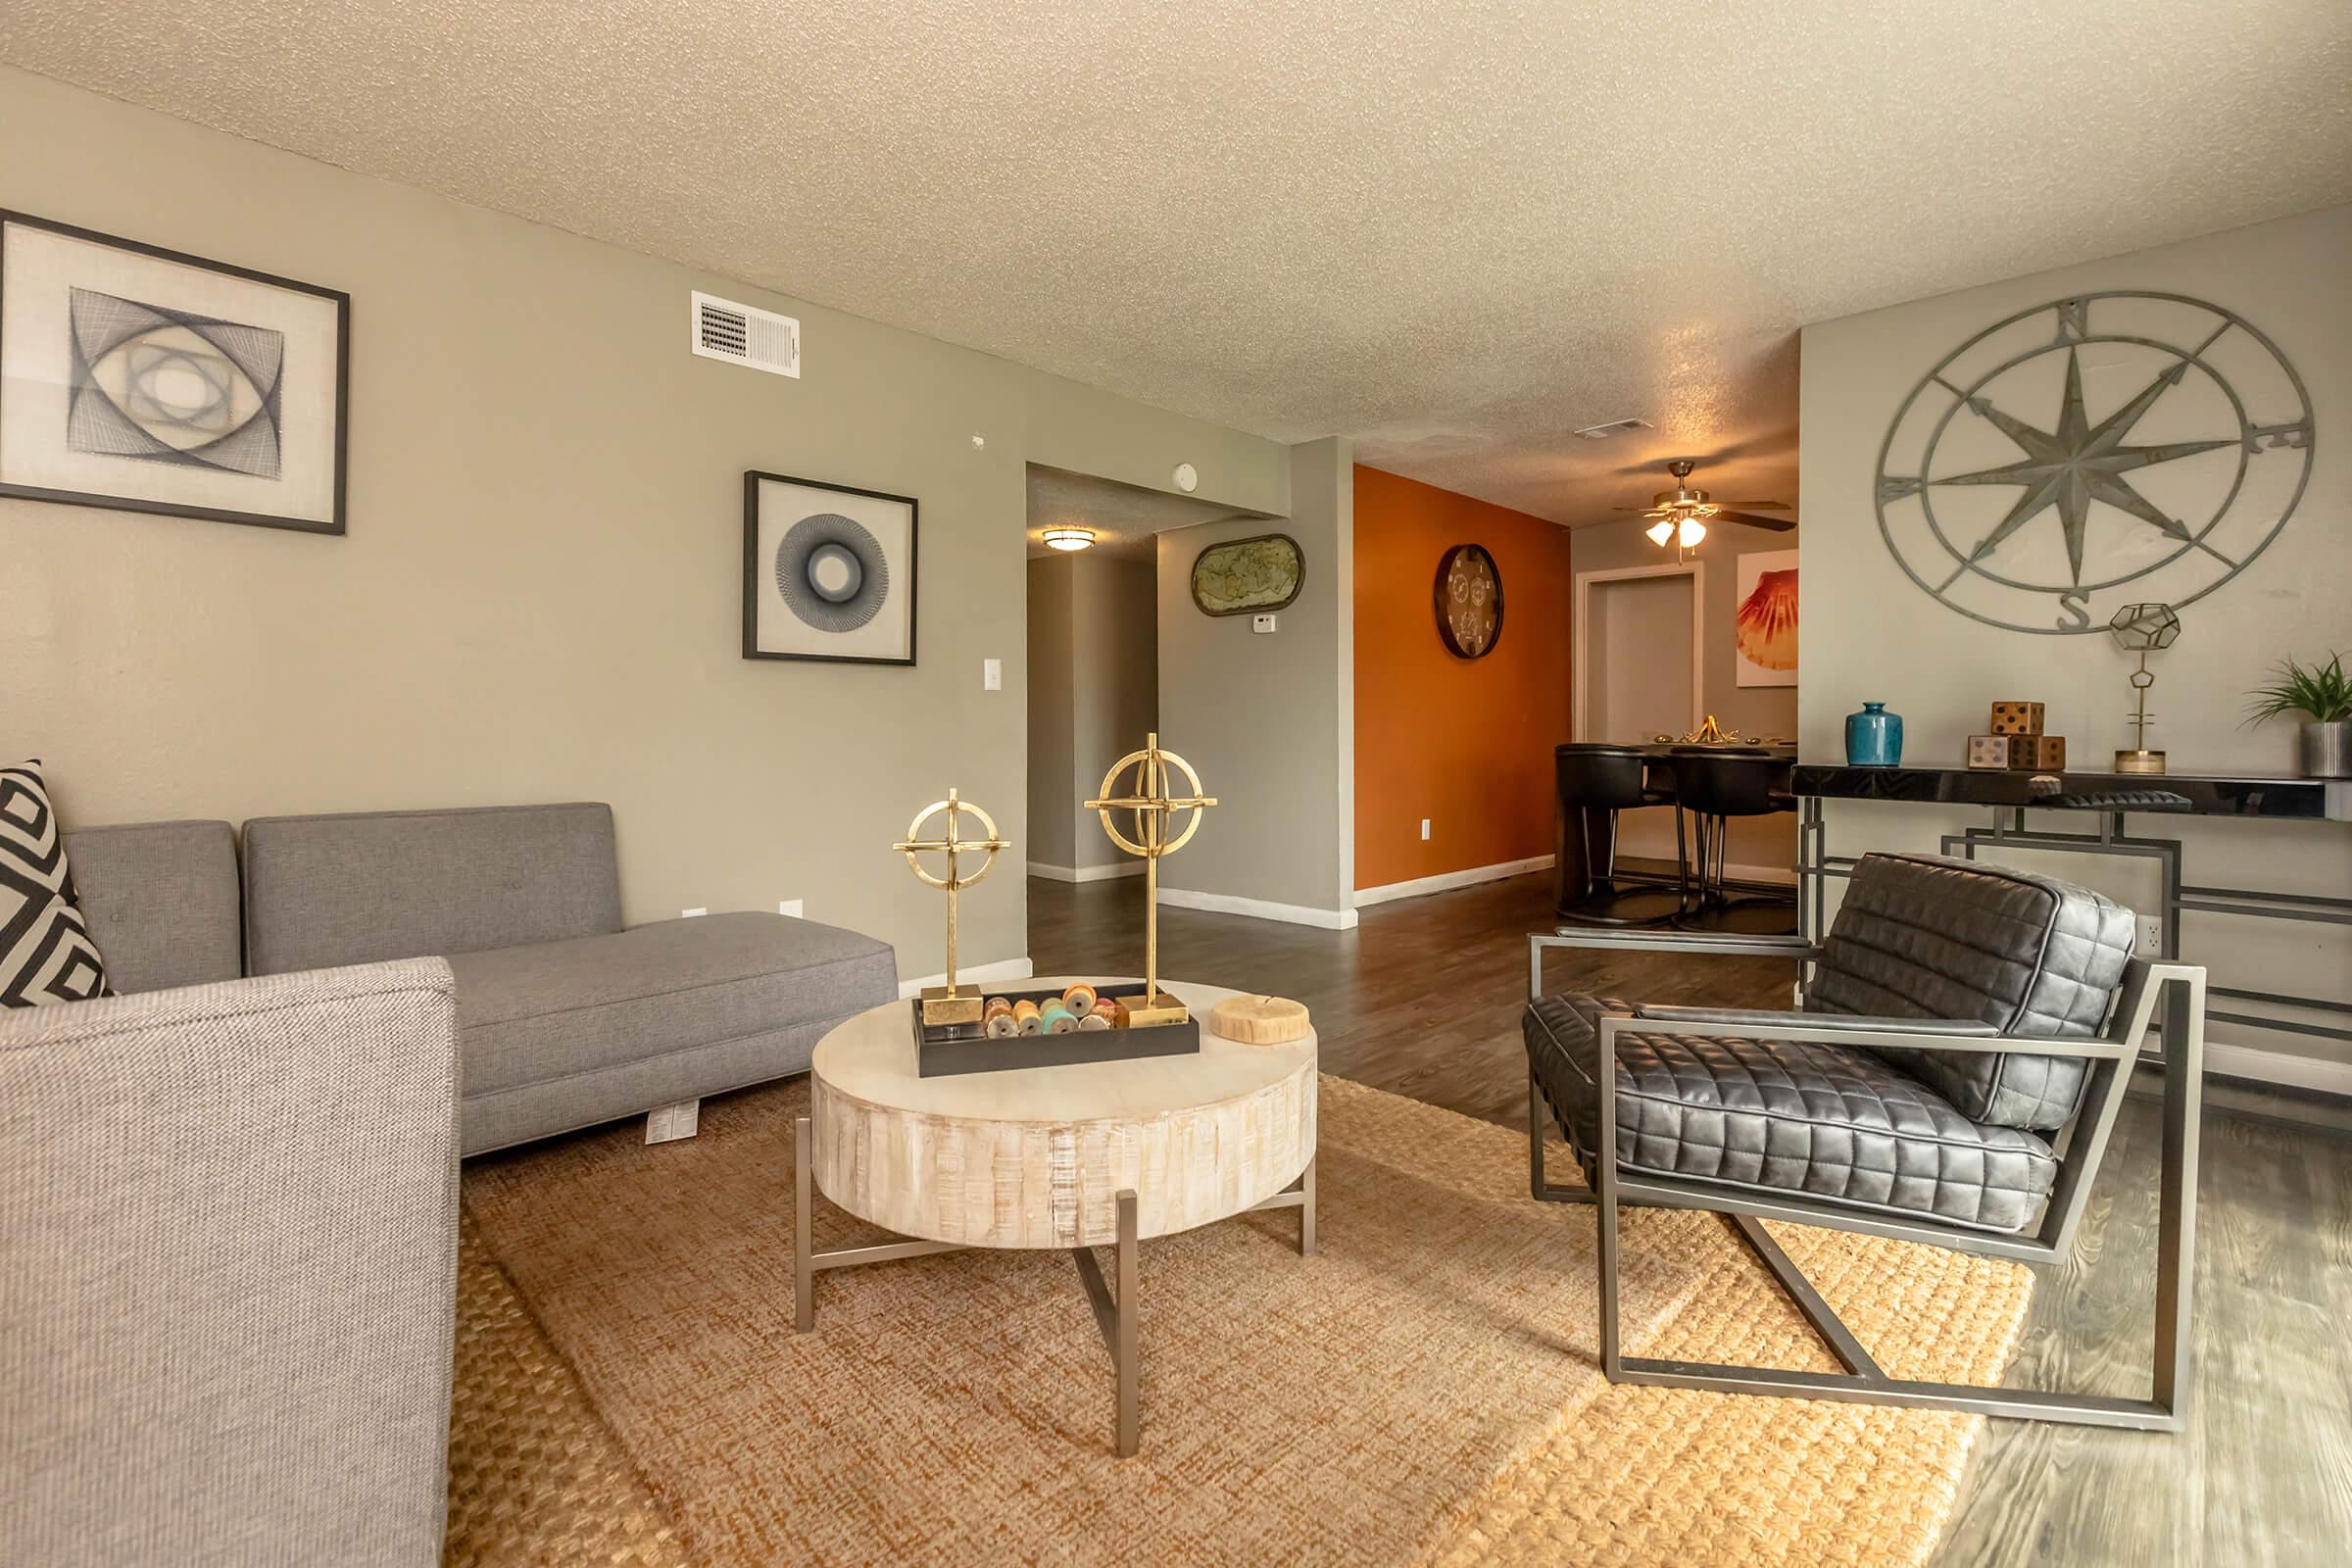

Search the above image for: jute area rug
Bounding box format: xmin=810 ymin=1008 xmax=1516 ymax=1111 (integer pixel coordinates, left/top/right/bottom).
xmin=450 ymin=1075 xmax=2032 ymax=1566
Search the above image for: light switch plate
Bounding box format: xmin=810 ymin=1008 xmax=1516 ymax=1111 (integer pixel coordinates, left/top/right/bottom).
xmin=779 ymin=899 xmax=805 ymax=919
xmin=1252 ymin=613 xmax=1278 ymax=634
xmin=1420 ymin=818 xmax=1431 ymax=841
xmin=983 ymin=657 xmax=1003 ymax=690
xmin=645 ymin=1100 xmax=701 ymax=1145
xmin=681 ymin=906 xmax=708 ymax=918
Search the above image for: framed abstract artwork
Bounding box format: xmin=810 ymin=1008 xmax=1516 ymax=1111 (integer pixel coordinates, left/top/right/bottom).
xmin=1734 ymin=549 xmax=1798 ymax=687
xmin=743 ymin=470 xmax=918 ymax=665
xmin=0 ymin=212 xmax=349 ymax=534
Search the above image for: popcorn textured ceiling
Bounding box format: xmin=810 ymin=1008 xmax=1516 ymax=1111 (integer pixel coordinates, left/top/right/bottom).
xmin=7 ymin=0 xmax=2346 ymax=523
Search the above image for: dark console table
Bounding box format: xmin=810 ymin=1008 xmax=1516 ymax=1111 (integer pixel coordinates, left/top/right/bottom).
xmin=1792 ymin=764 xmax=2352 ymax=1068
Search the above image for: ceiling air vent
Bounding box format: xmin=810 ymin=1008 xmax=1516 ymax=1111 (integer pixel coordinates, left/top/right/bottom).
xmin=1572 ymin=416 xmax=1652 ymax=440
xmin=691 ymin=291 xmax=800 ymax=377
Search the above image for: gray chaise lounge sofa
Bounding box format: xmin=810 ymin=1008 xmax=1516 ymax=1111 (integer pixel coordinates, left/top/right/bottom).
xmin=61 ymin=804 xmax=898 ymax=1156
xmin=236 ymin=803 xmax=898 ymax=1153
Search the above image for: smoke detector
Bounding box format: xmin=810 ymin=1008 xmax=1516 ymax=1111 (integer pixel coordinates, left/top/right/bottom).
xmin=1572 ymin=417 xmax=1652 ymax=441
xmin=690 ymin=291 xmax=800 ymax=377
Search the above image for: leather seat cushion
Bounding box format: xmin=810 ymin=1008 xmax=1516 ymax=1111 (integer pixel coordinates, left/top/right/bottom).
xmin=1525 ymin=992 xmax=2056 ymax=1234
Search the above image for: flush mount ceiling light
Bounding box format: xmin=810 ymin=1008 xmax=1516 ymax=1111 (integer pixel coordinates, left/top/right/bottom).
xmin=1042 ymin=526 xmax=1096 ymax=552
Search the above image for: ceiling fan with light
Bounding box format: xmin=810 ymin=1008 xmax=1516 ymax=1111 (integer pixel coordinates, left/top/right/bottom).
xmin=1620 ymin=459 xmax=1795 ymax=552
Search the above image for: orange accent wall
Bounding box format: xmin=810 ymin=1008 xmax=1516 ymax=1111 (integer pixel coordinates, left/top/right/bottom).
xmin=1353 ymin=466 xmax=1571 ymax=891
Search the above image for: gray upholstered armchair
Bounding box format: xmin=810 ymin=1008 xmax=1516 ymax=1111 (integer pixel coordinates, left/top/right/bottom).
xmin=1524 ymin=852 xmax=2205 ymax=1430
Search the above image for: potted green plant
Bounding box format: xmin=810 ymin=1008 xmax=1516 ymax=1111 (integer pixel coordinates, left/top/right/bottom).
xmin=2243 ymin=653 xmax=2352 ymax=778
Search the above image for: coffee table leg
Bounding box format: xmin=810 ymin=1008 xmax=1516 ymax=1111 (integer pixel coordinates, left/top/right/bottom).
xmin=1114 ymin=1188 xmax=1139 ymax=1458
xmin=1072 ymin=1188 xmax=1142 ymax=1458
xmin=1299 ymin=1156 xmax=1316 ymax=1257
xmin=794 ymin=1113 xmax=815 ymax=1332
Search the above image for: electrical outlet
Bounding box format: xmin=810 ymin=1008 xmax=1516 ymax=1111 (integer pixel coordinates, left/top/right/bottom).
xmin=681 ymin=906 xmax=708 ymax=918
xmin=983 ymin=658 xmax=1003 ymax=691
xmin=779 ymin=899 xmax=805 ymax=919
xmin=645 ymin=1100 xmax=700 ymax=1145
xmin=1251 ymin=613 xmax=1278 ymax=634
xmin=2136 ymin=913 xmax=2165 ymax=958
xmin=1420 ymin=818 xmax=1432 ymax=841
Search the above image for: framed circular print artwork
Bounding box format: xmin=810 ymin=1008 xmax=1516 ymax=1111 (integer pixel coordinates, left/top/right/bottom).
xmin=1875 ymin=290 xmax=2312 ymax=634
xmin=1434 ymin=543 xmax=1503 ymax=659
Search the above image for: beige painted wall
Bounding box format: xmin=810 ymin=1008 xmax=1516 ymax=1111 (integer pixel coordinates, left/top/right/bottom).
xmin=1157 ymin=439 xmax=1354 ymax=919
xmin=1024 ymin=559 xmax=1078 ymax=870
xmin=1026 ymin=553 xmax=1157 ymax=872
xmin=1801 ymin=205 xmax=2351 ymax=1087
xmin=1574 ymin=516 xmax=1802 ymax=875
xmin=1068 ymin=555 xmax=1159 ymax=869
xmin=0 ymin=68 xmax=1293 ymax=979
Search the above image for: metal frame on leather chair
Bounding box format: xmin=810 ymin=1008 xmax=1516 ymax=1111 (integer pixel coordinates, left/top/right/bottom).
xmin=1524 ymin=921 xmax=2205 ymax=1432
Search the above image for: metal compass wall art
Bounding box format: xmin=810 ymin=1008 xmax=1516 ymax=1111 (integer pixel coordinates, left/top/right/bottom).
xmin=1874 ymin=291 xmax=2313 ymax=634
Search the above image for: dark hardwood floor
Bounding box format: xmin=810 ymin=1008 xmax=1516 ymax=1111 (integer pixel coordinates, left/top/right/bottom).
xmin=1029 ymin=872 xmax=2352 ymax=1568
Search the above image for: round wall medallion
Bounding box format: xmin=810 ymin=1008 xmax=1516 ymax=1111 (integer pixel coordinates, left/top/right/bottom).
xmin=1434 ymin=543 xmax=1503 ymax=659
xmin=1874 ymin=291 xmax=2312 ymax=635
xmin=775 ymin=512 xmax=891 ymax=631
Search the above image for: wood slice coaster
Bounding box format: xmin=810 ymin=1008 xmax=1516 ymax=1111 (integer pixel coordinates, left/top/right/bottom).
xmin=1206 ymin=994 xmax=1310 ymax=1044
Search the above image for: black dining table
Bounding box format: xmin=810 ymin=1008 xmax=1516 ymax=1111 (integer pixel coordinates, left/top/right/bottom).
xmin=1552 ymin=742 xmax=1795 ymax=916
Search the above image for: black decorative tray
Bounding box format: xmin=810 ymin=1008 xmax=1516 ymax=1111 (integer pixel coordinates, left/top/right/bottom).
xmin=911 ymin=982 xmax=1201 ymax=1078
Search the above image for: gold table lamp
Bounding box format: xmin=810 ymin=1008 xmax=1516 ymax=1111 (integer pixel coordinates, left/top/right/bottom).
xmin=893 ymin=788 xmax=1009 ymax=1026
xmin=1086 ymin=733 xmax=1218 ymax=1026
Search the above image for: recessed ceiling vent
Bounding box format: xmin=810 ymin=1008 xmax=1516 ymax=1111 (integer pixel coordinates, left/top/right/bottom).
xmin=1572 ymin=416 xmax=1652 ymax=440
xmin=691 ymin=290 xmax=800 ymax=378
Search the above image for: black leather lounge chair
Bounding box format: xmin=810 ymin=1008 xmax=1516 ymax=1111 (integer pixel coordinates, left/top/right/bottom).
xmin=1523 ymin=852 xmax=2206 ymax=1430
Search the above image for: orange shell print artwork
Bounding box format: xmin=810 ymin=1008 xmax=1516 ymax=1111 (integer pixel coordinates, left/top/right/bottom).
xmin=1735 ymin=567 xmax=1798 ymax=671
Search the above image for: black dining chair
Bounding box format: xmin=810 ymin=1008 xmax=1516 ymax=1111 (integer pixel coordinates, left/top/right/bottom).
xmin=1552 ymin=744 xmax=1685 ymax=926
xmin=1668 ymin=750 xmax=1794 ymax=929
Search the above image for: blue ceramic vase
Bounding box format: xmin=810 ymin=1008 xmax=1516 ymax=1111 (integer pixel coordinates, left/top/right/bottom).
xmin=1845 ymin=702 xmax=1903 ymax=767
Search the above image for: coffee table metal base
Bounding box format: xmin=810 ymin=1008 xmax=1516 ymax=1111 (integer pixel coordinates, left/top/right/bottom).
xmin=791 ymin=1112 xmax=1314 ymax=1457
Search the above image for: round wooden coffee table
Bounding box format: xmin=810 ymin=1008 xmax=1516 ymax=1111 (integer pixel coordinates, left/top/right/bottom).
xmin=793 ymin=976 xmax=1316 ymax=1456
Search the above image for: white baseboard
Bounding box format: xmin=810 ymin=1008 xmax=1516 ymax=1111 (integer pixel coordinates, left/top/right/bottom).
xmin=2205 ymin=1041 xmax=2352 ymax=1098
xmin=1155 ymin=886 xmax=1359 ymax=930
xmin=1354 ymin=855 xmax=1554 ymax=907
xmin=898 ymin=956 xmax=1034 ymax=999
xmin=1026 ymin=860 xmax=1146 ymax=884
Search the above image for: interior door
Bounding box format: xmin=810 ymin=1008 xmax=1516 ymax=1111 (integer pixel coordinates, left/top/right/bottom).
xmin=1585 ymin=571 xmax=1694 ymax=861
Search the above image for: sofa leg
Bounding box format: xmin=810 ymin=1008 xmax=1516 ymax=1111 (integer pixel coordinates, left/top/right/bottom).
xmin=645 ymin=1099 xmax=701 ymax=1144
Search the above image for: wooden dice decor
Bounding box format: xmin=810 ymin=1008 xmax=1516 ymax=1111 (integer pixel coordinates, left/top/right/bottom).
xmin=1967 ymin=735 xmax=2014 ymax=769
xmin=1988 ymin=701 xmax=2045 ymax=736
xmin=2007 ymin=734 xmax=2067 ymax=770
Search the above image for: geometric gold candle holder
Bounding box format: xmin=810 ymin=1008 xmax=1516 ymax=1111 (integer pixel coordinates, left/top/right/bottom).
xmin=892 ymin=788 xmax=1009 ymax=1027
xmin=1084 ymin=733 xmax=1217 ymax=1027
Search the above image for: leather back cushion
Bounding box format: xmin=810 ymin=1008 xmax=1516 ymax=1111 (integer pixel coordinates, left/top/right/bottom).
xmin=1807 ymin=853 xmax=2134 ymax=1130
xmin=243 ymin=804 xmax=622 ymax=975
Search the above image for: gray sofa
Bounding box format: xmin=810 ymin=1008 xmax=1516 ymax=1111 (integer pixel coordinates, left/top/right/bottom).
xmin=2 ymin=957 xmax=462 ymax=1567
xmin=235 ymin=803 xmax=898 ymax=1154
xmin=3 ymin=800 xmax=897 ymax=1564
xmin=64 ymin=802 xmax=896 ymax=1154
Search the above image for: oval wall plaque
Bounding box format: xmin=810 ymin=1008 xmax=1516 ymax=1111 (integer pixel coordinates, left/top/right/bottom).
xmin=1191 ymin=533 xmax=1304 ymax=616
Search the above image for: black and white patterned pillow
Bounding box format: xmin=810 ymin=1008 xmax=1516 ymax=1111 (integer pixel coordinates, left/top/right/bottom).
xmin=2 ymin=760 xmax=113 ymax=1006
